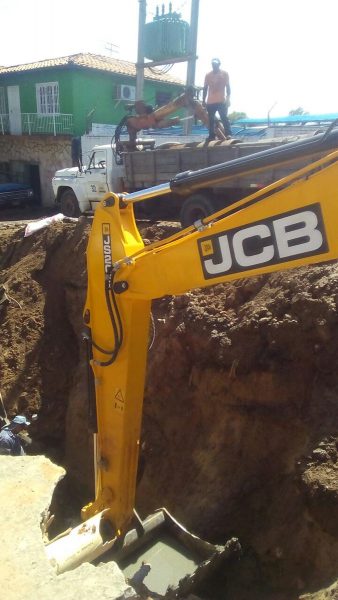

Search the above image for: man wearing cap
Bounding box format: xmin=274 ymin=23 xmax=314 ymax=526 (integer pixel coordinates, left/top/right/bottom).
xmin=203 ymin=58 xmax=232 ymax=141
xmin=0 ymin=415 xmax=30 ymax=456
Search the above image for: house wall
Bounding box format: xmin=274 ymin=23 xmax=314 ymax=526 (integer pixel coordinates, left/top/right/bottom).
xmin=71 ymin=69 xmax=183 ymax=135
xmin=1 ymin=68 xmax=183 ymax=136
xmin=1 ymin=69 xmax=74 ymax=115
xmin=0 ymin=135 xmax=71 ymax=207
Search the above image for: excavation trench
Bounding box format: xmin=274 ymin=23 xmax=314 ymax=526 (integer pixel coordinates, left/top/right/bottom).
xmin=1 ymin=219 xmax=338 ymax=600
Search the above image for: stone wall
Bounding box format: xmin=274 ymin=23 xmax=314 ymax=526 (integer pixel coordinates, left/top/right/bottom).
xmin=0 ymin=135 xmax=72 ymax=207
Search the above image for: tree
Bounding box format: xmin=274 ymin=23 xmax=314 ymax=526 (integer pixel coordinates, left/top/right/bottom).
xmin=228 ymin=111 xmax=247 ymax=123
xmin=289 ymin=107 xmax=309 ymax=116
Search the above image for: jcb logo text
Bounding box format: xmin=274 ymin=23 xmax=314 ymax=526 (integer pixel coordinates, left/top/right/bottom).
xmin=199 ymin=204 xmax=328 ymax=279
xmin=102 ymin=223 xmax=112 ymax=274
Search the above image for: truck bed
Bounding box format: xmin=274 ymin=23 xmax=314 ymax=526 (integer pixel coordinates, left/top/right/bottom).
xmin=123 ymin=137 xmax=316 ymax=191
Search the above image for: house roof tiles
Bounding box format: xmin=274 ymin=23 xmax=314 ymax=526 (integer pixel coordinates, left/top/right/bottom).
xmin=0 ymin=52 xmax=183 ymax=85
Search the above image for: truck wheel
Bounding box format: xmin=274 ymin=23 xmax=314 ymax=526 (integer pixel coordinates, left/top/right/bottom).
xmin=60 ymin=190 xmax=80 ymax=217
xmin=180 ymin=194 xmax=216 ymax=228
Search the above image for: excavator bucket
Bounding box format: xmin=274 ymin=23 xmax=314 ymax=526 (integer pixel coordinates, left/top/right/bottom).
xmin=46 ymin=508 xmax=240 ymax=597
xmin=116 ymin=508 xmax=240 ymax=597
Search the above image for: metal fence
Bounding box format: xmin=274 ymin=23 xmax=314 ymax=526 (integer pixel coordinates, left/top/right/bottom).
xmin=22 ymin=113 xmax=74 ymax=136
xmin=0 ymin=113 xmax=74 ymax=135
xmin=0 ymin=114 xmax=9 ymax=134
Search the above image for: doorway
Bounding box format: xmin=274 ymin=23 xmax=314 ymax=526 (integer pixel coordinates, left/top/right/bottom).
xmin=7 ymin=86 xmax=22 ymax=135
xmin=29 ymin=164 xmax=41 ymax=204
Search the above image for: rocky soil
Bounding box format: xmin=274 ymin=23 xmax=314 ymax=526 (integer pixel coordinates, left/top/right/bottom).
xmin=0 ymin=455 xmax=135 ymax=600
xmin=1 ymin=217 xmax=338 ymax=599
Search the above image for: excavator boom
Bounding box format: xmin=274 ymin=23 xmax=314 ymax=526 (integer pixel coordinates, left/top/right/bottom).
xmin=47 ymin=129 xmax=338 ymax=596
xmin=125 ymin=87 xmax=227 ymax=144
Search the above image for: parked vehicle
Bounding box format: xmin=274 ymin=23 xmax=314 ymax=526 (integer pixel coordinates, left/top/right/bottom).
xmin=52 ymin=145 xmax=125 ymax=218
xmin=52 ymin=127 xmax=338 ymax=226
xmin=0 ymin=181 xmax=34 ymax=207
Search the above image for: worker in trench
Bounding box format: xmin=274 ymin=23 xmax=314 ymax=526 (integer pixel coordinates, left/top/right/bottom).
xmin=0 ymin=415 xmax=31 ymax=456
xmin=128 ymin=561 xmax=152 ymax=597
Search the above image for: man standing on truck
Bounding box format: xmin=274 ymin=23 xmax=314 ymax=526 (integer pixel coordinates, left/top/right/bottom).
xmin=203 ymin=58 xmax=232 ymax=141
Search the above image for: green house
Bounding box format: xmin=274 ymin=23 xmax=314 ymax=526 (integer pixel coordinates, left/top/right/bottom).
xmin=0 ymin=53 xmax=184 ymax=136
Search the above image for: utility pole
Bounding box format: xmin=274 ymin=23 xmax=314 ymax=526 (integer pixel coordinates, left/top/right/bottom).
xmin=267 ymin=101 xmax=277 ymax=126
xmin=136 ymin=0 xmax=146 ymax=101
xmin=184 ymin=0 xmax=200 ymax=134
xmin=135 ymin=0 xmax=199 ymax=114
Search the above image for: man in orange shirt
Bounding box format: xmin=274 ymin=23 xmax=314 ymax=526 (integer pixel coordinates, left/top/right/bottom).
xmin=203 ymin=58 xmax=232 ymax=141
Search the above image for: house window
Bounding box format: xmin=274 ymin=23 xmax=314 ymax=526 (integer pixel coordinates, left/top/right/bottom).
xmin=36 ymin=82 xmax=60 ymax=114
xmin=0 ymin=87 xmax=6 ymax=114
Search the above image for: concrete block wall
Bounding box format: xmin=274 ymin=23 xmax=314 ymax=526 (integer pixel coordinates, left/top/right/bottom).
xmin=0 ymin=135 xmax=72 ymax=207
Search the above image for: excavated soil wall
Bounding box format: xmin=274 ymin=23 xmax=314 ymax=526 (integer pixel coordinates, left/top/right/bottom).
xmin=1 ymin=219 xmax=338 ymax=600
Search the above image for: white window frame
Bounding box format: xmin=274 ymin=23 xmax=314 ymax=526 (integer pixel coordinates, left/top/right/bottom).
xmin=0 ymin=87 xmax=6 ymax=114
xmin=36 ymin=82 xmax=60 ymax=115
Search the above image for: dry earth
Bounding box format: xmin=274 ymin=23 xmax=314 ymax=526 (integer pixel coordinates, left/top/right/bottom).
xmin=0 ymin=455 xmax=136 ymax=600
xmin=1 ymin=217 xmax=338 ymax=599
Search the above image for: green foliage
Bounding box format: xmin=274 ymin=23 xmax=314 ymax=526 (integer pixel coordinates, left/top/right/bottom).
xmin=289 ymin=107 xmax=309 ymax=116
xmin=228 ymin=111 xmax=247 ymax=123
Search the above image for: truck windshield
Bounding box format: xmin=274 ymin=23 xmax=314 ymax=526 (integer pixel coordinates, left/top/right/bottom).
xmin=88 ymin=151 xmax=106 ymax=170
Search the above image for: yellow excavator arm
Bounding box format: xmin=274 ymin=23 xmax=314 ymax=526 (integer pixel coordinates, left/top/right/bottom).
xmin=82 ymin=145 xmax=338 ymax=535
xmin=46 ymin=129 xmax=338 ymax=588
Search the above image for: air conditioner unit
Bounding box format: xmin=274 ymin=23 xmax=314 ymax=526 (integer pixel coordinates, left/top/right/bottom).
xmin=116 ymin=84 xmax=136 ymax=101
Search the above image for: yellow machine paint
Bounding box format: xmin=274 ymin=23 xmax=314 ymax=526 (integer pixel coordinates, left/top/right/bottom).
xmin=83 ymin=150 xmax=338 ymax=533
xmin=47 ymin=142 xmax=338 ymax=592
xmin=112 ymin=153 xmax=338 ymax=300
xmin=82 ymin=198 xmax=151 ymax=531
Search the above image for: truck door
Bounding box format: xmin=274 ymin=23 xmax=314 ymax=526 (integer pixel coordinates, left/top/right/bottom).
xmin=85 ymin=149 xmax=109 ymax=209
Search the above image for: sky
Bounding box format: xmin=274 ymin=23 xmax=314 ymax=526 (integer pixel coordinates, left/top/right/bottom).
xmin=1 ymin=0 xmax=338 ymax=118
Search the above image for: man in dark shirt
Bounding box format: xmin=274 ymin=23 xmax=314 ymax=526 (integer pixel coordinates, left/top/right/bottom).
xmin=0 ymin=415 xmax=30 ymax=456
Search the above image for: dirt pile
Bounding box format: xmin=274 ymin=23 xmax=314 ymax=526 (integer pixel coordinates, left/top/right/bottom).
xmin=0 ymin=219 xmax=92 ymax=490
xmin=1 ymin=220 xmax=338 ymax=599
xmin=140 ymin=268 xmax=338 ymax=598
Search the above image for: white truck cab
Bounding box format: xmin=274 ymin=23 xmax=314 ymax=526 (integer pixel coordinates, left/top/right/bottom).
xmin=52 ymin=145 xmax=125 ymax=217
